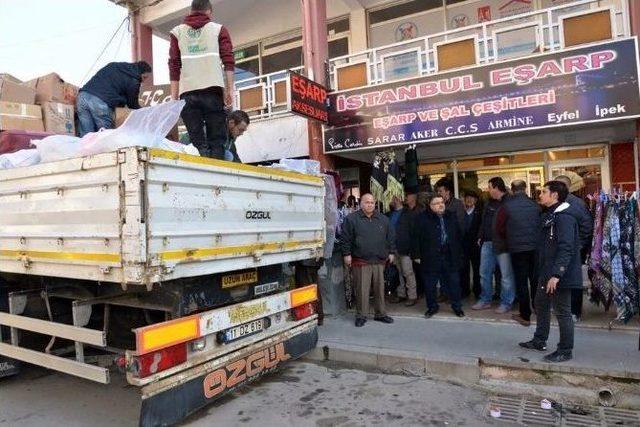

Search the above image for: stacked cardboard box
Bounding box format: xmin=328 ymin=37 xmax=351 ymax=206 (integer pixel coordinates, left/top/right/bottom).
xmin=0 ymin=75 xmax=43 ymax=132
xmin=26 ymin=73 xmax=78 ymax=135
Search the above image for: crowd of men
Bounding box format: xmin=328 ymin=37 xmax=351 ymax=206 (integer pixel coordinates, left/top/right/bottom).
xmin=76 ymin=0 xmax=251 ymax=163
xmin=340 ymin=176 xmax=592 ymax=363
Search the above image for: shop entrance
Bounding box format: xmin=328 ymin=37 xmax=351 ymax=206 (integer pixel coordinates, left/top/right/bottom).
xmin=418 ymin=144 xmax=609 ymax=200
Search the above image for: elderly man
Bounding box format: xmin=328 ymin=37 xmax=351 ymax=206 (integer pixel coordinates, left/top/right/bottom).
xmin=341 ymin=193 xmax=395 ymax=327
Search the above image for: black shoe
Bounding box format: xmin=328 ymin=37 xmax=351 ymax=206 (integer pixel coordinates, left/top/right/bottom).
xmin=389 ymin=295 xmax=406 ymax=304
xmin=519 ymin=340 xmax=547 ymax=351
xmin=453 ymin=308 xmax=465 ymax=318
xmin=543 ymin=350 xmax=573 ymax=363
xmin=424 ymin=308 xmax=439 ymax=318
xmin=355 ymin=317 xmax=366 ymax=327
xmin=374 ymin=315 xmax=394 ymax=324
xmin=404 ymin=299 xmax=417 ymax=307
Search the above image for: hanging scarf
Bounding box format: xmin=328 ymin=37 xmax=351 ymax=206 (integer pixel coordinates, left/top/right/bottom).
xmin=370 ymin=150 xmax=404 ymax=212
xmin=404 ymin=145 xmax=419 ymax=193
xmin=588 ymin=196 xmax=610 ymax=308
xmin=617 ymin=200 xmax=638 ymax=322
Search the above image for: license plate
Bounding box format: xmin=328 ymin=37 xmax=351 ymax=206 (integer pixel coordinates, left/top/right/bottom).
xmin=254 ymin=281 xmax=280 ymax=296
xmin=220 ymin=319 xmax=265 ymax=343
xmin=221 ymin=270 xmax=258 ymax=289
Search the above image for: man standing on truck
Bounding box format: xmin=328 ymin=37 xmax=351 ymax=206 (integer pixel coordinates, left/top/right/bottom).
xmin=169 ymin=0 xmax=235 ymax=159
xmin=77 ymin=61 xmax=152 ymax=136
xmin=341 ymin=193 xmax=395 ymax=327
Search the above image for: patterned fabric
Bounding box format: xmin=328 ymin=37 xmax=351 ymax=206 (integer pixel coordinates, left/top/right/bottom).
xmin=599 ymin=199 xmax=615 ymax=308
xmin=617 ymin=201 xmax=637 ymax=322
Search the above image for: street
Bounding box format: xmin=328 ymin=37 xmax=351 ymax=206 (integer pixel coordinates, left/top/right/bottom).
xmin=0 ymin=361 xmax=498 ymax=427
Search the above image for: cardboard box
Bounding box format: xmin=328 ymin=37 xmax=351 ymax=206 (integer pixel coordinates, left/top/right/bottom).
xmin=42 ymin=102 xmax=75 ymax=135
xmin=0 ymin=101 xmax=44 ymax=131
xmin=27 ymin=73 xmax=76 ymax=105
xmin=0 ymin=77 xmax=36 ymax=104
xmin=115 ymin=107 xmax=131 ymax=128
xmin=0 ymin=73 xmax=23 ymax=84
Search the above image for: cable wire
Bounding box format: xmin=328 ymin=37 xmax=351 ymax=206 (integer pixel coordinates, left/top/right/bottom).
xmin=80 ymin=15 xmax=129 ymax=84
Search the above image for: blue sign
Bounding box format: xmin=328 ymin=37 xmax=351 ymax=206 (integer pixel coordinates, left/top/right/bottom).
xmin=324 ymin=38 xmax=640 ymax=153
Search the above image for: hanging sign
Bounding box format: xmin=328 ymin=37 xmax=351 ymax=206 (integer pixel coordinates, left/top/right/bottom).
xmin=289 ymin=71 xmax=328 ymax=123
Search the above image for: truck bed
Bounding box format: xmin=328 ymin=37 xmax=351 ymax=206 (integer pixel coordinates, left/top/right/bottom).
xmin=0 ymin=147 xmax=325 ymax=287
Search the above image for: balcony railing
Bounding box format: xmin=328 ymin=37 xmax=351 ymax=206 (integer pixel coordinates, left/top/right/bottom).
xmin=328 ymin=0 xmax=629 ymax=92
xmin=233 ymin=66 xmax=304 ymax=121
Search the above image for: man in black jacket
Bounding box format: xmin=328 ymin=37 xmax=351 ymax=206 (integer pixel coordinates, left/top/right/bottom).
xmin=461 ymin=190 xmax=482 ymax=299
xmin=388 ymin=193 xmax=420 ymax=306
xmin=435 ymin=178 xmax=465 ymax=230
xmin=414 ymin=195 xmax=465 ymax=318
xmin=496 ymin=180 xmax=541 ymax=326
xmin=554 ymin=175 xmax=593 ymax=322
xmin=77 ymin=61 xmax=152 ymax=136
xmin=341 ymin=193 xmax=395 ymax=327
xmin=520 ymin=181 xmax=581 ymax=363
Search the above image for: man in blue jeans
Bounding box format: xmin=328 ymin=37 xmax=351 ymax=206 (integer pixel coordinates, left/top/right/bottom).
xmin=77 ymin=61 xmax=152 ymax=136
xmin=472 ymin=177 xmax=515 ymax=314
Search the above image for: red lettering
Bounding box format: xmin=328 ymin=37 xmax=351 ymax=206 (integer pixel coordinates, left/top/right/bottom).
xmin=246 ymin=351 xmax=265 ymax=377
xmin=226 ymin=359 xmax=247 ymax=388
xmin=203 ymin=369 xmax=226 ymax=398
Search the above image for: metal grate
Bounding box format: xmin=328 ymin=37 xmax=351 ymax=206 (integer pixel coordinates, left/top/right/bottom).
xmin=486 ymin=396 xmax=640 ymax=426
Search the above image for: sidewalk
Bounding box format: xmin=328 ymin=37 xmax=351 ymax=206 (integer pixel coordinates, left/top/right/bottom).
xmin=307 ymin=313 xmax=640 ymax=406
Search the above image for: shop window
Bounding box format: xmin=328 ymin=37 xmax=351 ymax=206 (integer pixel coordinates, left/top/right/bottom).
xmin=418 ymin=162 xmax=450 ymax=175
xmin=548 ymin=147 xmax=605 ymax=161
xmin=262 ymin=47 xmax=303 ymax=75
xmin=561 ymin=9 xmax=613 ymax=48
xmin=369 ymin=0 xmax=442 ymax=25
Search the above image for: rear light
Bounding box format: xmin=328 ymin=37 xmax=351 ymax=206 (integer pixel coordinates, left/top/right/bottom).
xmin=290 ymin=285 xmax=317 ymax=307
xmin=131 ymin=343 xmax=187 ymax=378
xmin=292 ymin=302 xmax=315 ymax=320
xmin=135 ymin=316 xmax=199 ymax=355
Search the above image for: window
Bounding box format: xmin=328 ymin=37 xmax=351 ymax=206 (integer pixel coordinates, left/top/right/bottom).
xmin=329 ymin=38 xmax=349 ymax=59
xmin=233 ymin=16 xmax=350 ymax=78
xmin=262 ymin=47 xmax=303 ymax=74
xmin=369 ymin=0 xmax=443 ymax=25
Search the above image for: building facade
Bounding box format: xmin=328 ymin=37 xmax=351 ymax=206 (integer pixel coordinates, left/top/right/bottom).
xmin=124 ymin=0 xmax=640 ymax=198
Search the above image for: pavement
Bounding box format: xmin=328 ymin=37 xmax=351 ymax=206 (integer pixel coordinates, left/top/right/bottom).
xmin=306 ymin=311 xmax=640 ymax=407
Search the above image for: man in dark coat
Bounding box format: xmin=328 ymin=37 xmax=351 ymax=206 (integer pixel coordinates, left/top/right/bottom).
xmin=435 ymin=178 xmax=465 ymax=230
xmin=461 ymin=190 xmax=482 ymax=299
xmin=496 ymin=180 xmax=541 ymax=326
xmin=341 ymin=193 xmax=395 ymax=327
xmin=519 ymin=181 xmax=581 ymax=363
xmin=554 ymin=175 xmax=593 ymax=322
xmin=388 ymin=193 xmax=420 ymax=306
xmin=77 ymin=61 xmax=152 ymax=136
xmin=414 ymin=194 xmax=465 ymax=318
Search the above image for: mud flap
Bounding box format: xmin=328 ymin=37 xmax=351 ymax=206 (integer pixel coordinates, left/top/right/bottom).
xmin=139 ymin=325 xmax=318 ymax=427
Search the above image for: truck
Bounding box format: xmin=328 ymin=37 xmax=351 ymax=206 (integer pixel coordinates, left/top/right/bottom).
xmin=0 ymin=146 xmax=325 ymax=426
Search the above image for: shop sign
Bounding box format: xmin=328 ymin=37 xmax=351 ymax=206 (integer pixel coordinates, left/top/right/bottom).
xmin=139 ymin=84 xmax=172 ymax=107
xmin=289 ymin=71 xmax=328 ymax=123
xmin=324 ymin=38 xmax=640 ymax=154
